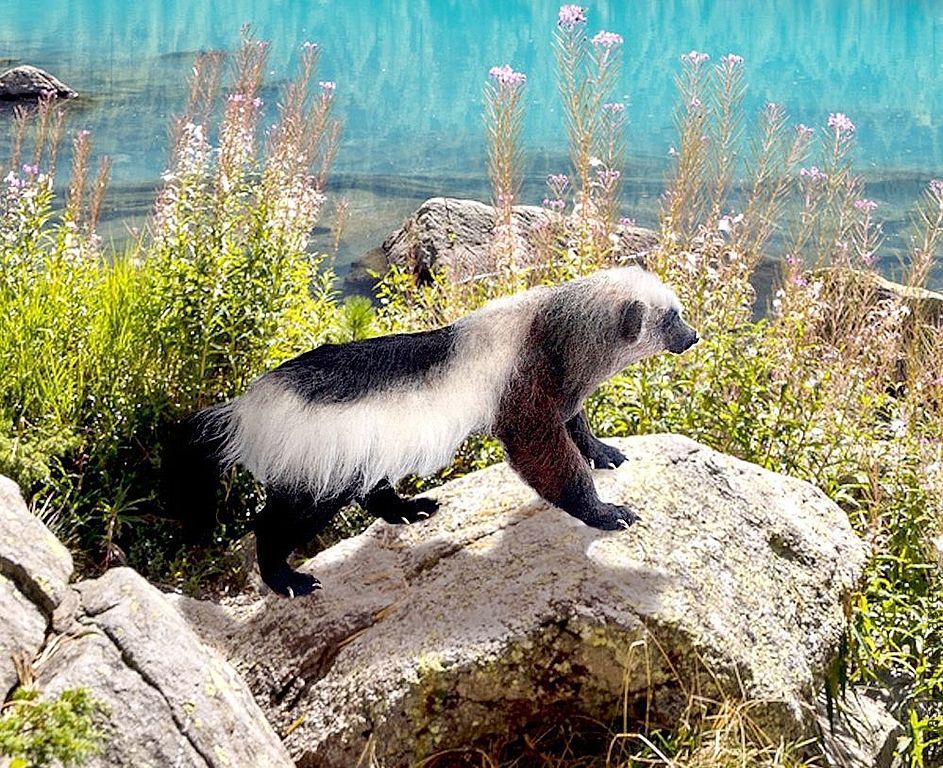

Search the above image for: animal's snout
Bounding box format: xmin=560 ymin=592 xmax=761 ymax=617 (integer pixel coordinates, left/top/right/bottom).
xmin=666 ymin=321 xmax=699 ymax=354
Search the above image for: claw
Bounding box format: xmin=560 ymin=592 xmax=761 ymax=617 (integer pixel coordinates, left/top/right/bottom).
xmin=606 ymin=461 xmax=616 ymax=469
xmin=589 ymin=459 xmax=596 ymax=469
xmin=417 ymin=511 xmax=429 ymax=519
xmin=286 ymin=586 xmax=295 ymax=598
xmin=618 ymin=518 xmax=631 ymax=529
xmin=401 ymin=517 xmax=411 ymax=525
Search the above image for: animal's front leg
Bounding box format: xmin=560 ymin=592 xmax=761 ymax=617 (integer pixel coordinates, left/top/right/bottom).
xmin=565 ymin=409 xmax=627 ymax=469
xmin=362 ymin=480 xmax=439 ymax=524
xmin=496 ymin=400 xmax=637 ymax=530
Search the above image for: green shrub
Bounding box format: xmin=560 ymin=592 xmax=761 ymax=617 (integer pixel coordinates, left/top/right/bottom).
xmin=0 ymin=687 xmax=106 ymax=768
xmin=0 ymin=35 xmax=342 ymax=577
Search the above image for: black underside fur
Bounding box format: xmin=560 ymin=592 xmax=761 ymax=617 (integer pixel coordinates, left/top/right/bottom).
xmin=270 ymin=324 xmax=457 ymax=403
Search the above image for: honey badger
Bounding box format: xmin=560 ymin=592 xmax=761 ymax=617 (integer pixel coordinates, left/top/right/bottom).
xmin=197 ymin=266 xmax=698 ymax=596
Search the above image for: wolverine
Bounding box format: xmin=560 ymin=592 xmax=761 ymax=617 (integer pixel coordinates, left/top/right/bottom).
xmin=194 ymin=267 xmax=698 ymax=596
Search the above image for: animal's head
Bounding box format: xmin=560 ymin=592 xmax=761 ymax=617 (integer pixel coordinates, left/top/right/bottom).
xmin=603 ymin=267 xmax=699 ymax=365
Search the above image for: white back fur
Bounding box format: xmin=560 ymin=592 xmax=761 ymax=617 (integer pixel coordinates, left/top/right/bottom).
xmin=210 ymin=266 xmax=681 ymax=496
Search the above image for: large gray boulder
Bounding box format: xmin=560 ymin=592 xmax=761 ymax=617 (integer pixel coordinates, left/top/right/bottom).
xmin=0 ymin=65 xmax=77 ymax=101
xmin=174 ymin=434 xmax=869 ymax=768
xmin=379 ymin=196 xmax=656 ymax=282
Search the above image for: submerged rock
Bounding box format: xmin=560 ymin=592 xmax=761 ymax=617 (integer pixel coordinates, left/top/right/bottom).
xmin=379 ymin=196 xmax=656 ymax=282
xmin=0 ymin=65 xmax=77 ymax=101
xmin=173 ymin=434 xmax=868 ymax=767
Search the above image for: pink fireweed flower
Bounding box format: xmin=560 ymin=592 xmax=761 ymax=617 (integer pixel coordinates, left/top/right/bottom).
xmin=252 ymin=97 xmax=263 ymax=108
xmin=828 ymin=112 xmax=855 ymax=135
xmin=488 ymin=65 xmax=526 ymax=87
xmin=542 ymin=197 xmax=566 ymax=212
xmin=929 ymin=179 xmax=943 ymax=198
xmin=227 ymin=93 xmax=246 ymax=103
xmin=319 ymin=81 xmax=336 ymax=93
xmin=592 ymin=31 xmax=623 ymax=48
xmin=557 ymin=4 xmax=586 ymax=29
xmin=602 ymin=102 xmax=626 ymax=113
xmin=21 ymin=164 xmax=39 ymax=176
xmin=854 ymin=199 xmax=878 ymax=212
xmin=689 ymin=97 xmax=703 ymax=110
xmin=681 ymin=50 xmax=710 ymax=65
xmin=547 ymin=173 xmax=569 ymax=197
xmin=721 ymin=53 xmax=743 ymax=66
xmin=301 ymin=41 xmax=318 ymax=50
xmin=596 ymin=168 xmax=621 ymax=182
xmin=800 ymin=166 xmax=827 ymax=182
xmin=796 ymin=123 xmax=813 ymax=138
xmin=619 ymin=216 xmax=636 ymax=227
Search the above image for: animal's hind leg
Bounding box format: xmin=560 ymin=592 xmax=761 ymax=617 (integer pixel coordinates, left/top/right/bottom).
xmin=362 ymin=480 xmax=438 ymax=524
xmin=255 ymin=487 xmax=345 ymax=597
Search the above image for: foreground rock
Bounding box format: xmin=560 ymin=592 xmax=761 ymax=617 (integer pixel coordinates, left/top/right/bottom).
xmin=379 ymin=196 xmax=656 ymax=281
xmin=0 ymin=65 xmax=77 ymax=101
xmin=174 ymin=434 xmax=868 ymax=767
xmin=0 ymin=475 xmax=293 ymax=768
xmin=41 ymin=569 xmax=293 ymax=768
xmin=0 ymin=476 xmax=73 ymax=696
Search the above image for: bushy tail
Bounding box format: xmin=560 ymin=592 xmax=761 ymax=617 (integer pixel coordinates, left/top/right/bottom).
xmin=160 ymin=407 xmax=231 ymax=543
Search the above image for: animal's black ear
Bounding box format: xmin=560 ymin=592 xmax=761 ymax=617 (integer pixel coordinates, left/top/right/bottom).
xmin=619 ymin=300 xmax=644 ymax=342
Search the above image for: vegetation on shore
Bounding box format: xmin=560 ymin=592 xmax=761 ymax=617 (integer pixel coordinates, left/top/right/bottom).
xmin=0 ymin=10 xmax=940 ymax=768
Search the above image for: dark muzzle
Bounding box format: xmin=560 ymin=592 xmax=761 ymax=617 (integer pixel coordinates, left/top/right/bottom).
xmin=665 ymin=314 xmax=699 ymax=354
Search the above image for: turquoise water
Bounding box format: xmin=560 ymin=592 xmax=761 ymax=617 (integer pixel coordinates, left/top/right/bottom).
xmin=3 ymin=0 xmax=943 ymax=278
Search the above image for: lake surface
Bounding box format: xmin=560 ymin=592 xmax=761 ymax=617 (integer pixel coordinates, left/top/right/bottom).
xmin=3 ymin=0 xmax=943 ymax=282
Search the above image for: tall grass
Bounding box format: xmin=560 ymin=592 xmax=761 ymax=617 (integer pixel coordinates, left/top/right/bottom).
xmin=0 ymin=35 xmax=342 ymax=575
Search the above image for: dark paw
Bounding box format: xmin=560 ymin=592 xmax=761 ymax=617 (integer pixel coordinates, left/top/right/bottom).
xmin=263 ymin=569 xmax=321 ymax=598
xmin=379 ymin=496 xmax=440 ymax=525
xmin=583 ymin=442 xmax=627 ymax=470
xmin=583 ymin=502 xmax=639 ymax=531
